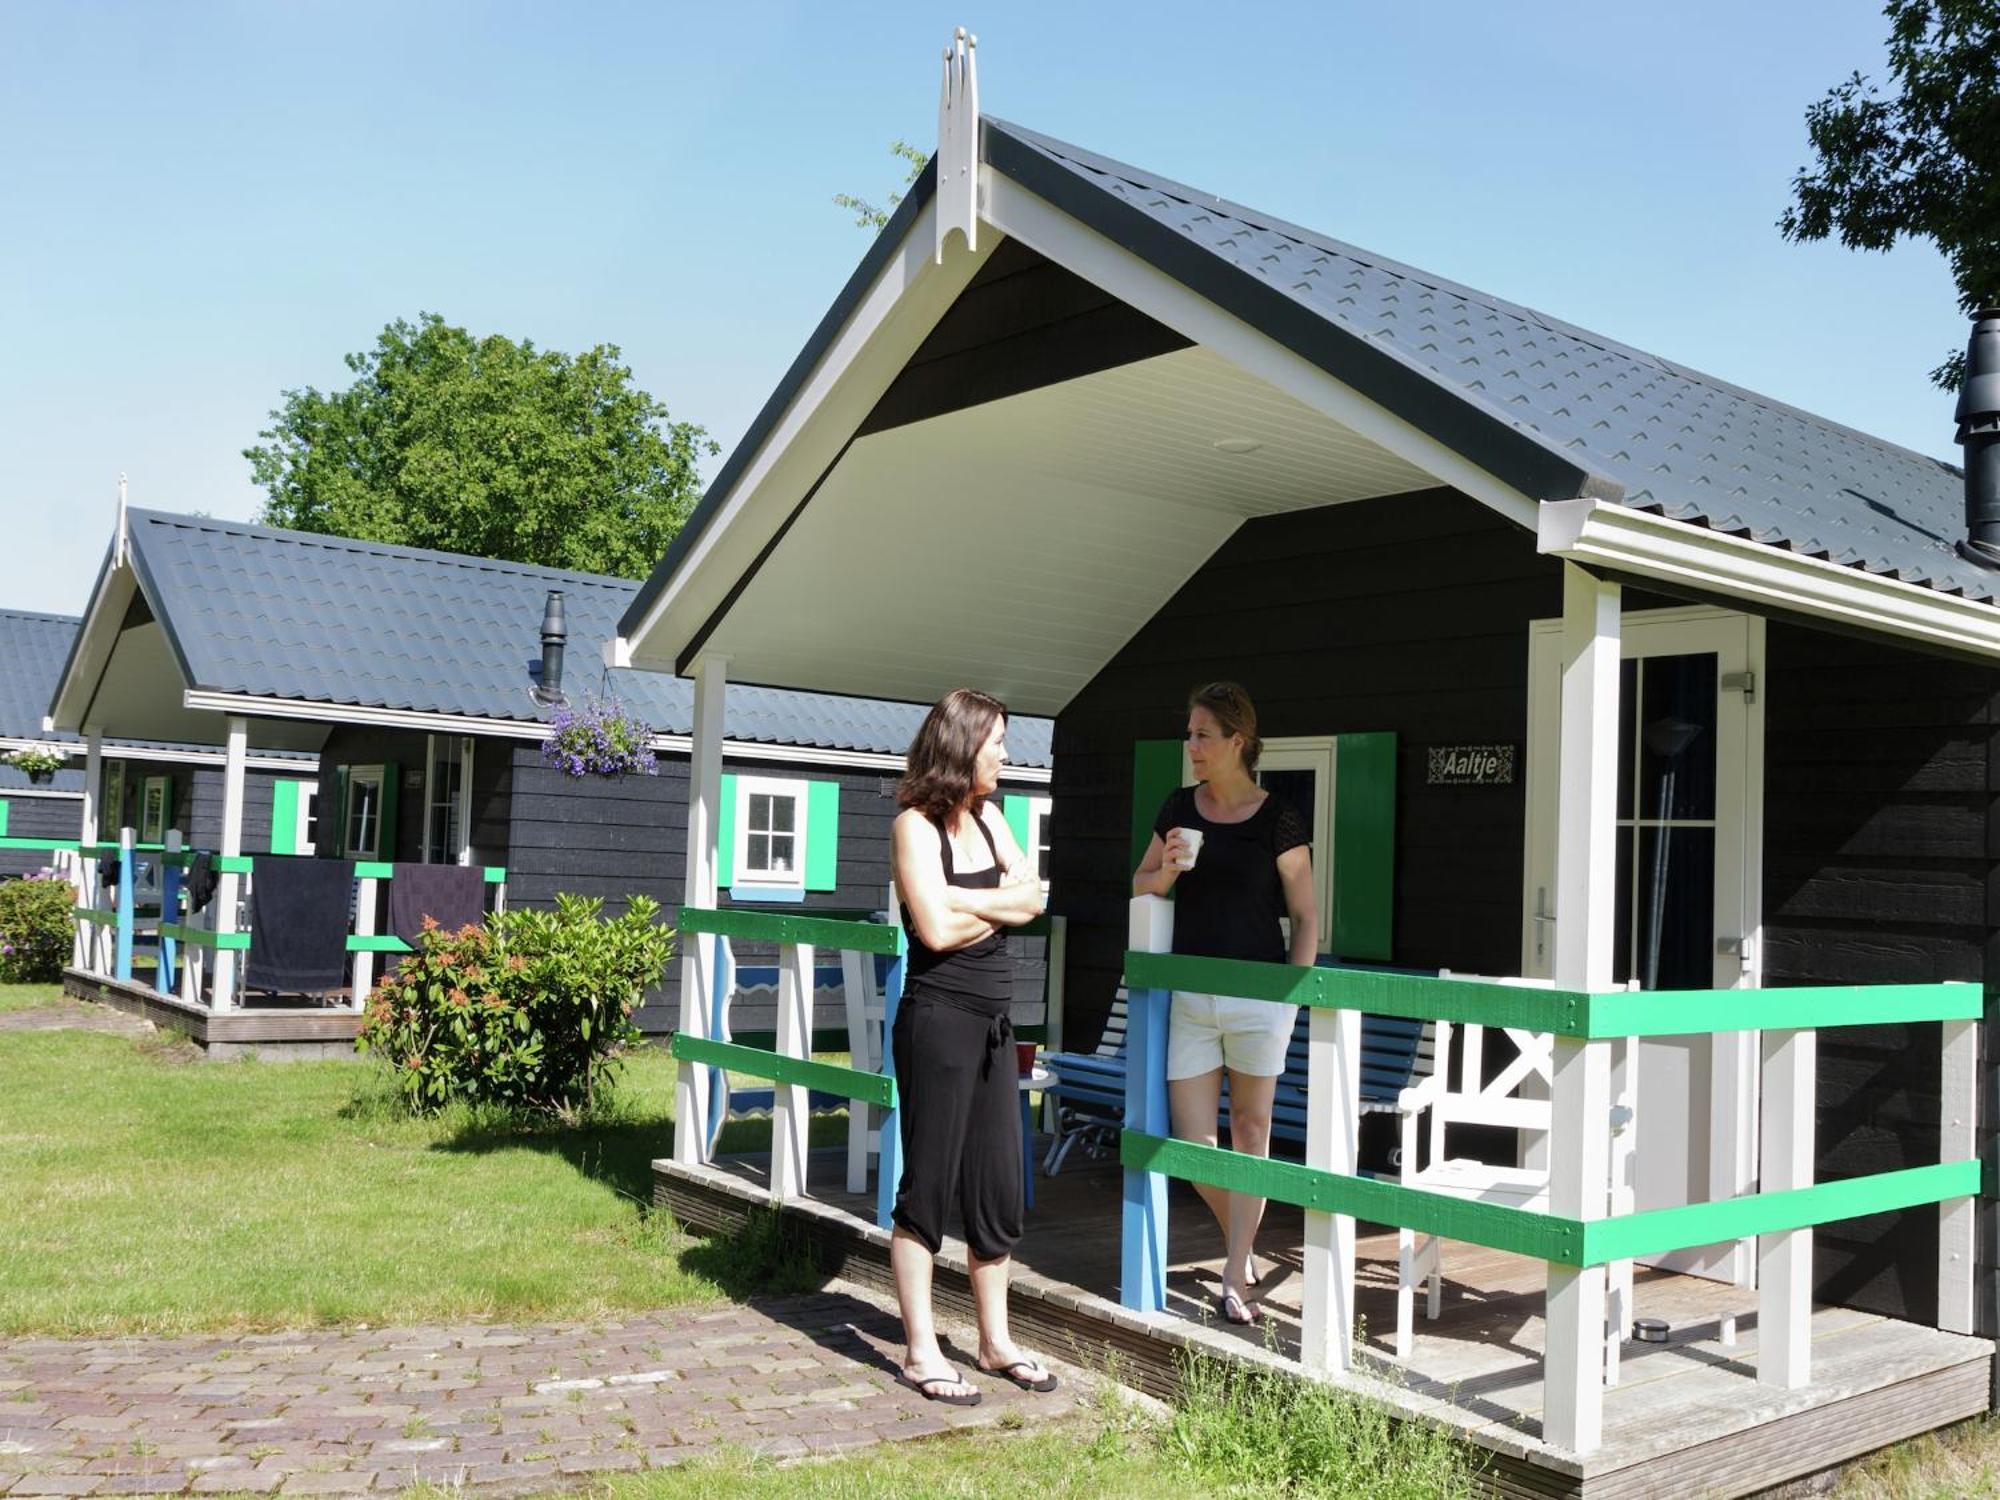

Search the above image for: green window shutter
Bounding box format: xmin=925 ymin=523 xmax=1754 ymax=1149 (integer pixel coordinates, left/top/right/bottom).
xmin=0 ymin=800 xmax=9 ymax=837
xmin=1331 ymin=732 xmax=1397 ymax=961
xmin=715 ymin=773 xmax=738 ymax=888
xmin=1131 ymin=739 xmax=1186 ymax=874
xmin=270 ymin=781 xmax=300 ymax=855
xmin=805 ymin=780 xmax=841 ymax=891
xmin=1003 ymin=794 xmax=1031 ymax=852
xmin=378 ymin=762 xmax=400 ymax=861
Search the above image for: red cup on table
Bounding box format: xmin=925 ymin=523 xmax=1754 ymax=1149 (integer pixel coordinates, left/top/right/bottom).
xmin=1016 ymin=1040 xmax=1037 ymax=1077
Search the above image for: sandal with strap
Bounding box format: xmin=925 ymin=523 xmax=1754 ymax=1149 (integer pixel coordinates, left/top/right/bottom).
xmin=979 ymin=1358 xmax=1059 ymax=1393
xmin=1217 ymin=1289 xmax=1261 ymax=1326
xmin=897 ymin=1368 xmax=983 ymax=1406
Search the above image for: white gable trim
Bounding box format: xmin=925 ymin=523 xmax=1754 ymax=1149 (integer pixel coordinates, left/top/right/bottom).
xmin=622 ymin=197 xmax=997 ymax=671
xmin=1538 ymin=498 xmax=2000 ymax=661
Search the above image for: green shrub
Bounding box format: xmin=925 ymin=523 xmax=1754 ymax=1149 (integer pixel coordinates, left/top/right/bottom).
xmin=0 ymin=873 xmax=76 ymax=983
xmin=1167 ymin=1349 xmax=1480 ymax=1499
xmin=357 ymin=892 xmax=672 ymax=1116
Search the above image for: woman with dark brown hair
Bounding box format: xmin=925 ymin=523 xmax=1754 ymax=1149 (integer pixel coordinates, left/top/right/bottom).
xmin=887 ymin=687 xmax=1054 ymax=1404
xmin=1133 ymin=681 xmax=1318 ymax=1324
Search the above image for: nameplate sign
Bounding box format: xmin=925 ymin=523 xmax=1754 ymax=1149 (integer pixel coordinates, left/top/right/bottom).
xmin=1426 ymin=744 xmax=1516 ymax=786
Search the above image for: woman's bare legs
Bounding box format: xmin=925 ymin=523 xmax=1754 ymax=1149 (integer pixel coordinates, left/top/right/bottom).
xmin=1169 ymin=1068 xmax=1232 ymax=1232
xmin=891 ymin=1226 xmax=976 ymax=1396
xmin=1221 ymin=1068 xmax=1278 ymax=1301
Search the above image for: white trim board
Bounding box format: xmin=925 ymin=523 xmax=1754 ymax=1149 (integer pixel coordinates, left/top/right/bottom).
xmin=0 ymin=734 xmax=307 ymax=774
xmin=179 ymin=689 xmax=1051 ymax=785
xmin=1539 ymin=499 xmax=2000 ymax=662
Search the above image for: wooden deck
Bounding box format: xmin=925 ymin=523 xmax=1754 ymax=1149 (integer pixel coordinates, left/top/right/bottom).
xmin=655 ymin=1142 xmax=1994 ymax=1499
xmin=62 ymin=968 xmax=363 ymax=1058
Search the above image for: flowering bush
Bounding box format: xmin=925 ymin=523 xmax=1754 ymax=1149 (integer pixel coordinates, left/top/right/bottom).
xmin=0 ymin=871 xmax=77 ymax=982
xmin=3 ymin=747 xmax=66 ymax=781
xmin=539 ymin=699 xmax=658 ymax=778
xmin=356 ymin=892 xmax=673 ymax=1115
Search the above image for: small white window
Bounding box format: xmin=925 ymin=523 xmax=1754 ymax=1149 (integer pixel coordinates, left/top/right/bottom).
xmin=297 ymin=785 xmax=320 ymax=857
xmin=734 ymin=776 xmax=808 ymax=885
xmin=422 ymin=735 xmax=469 ymax=865
xmin=345 ymin=766 xmax=386 ymax=859
xmin=1025 ymin=795 xmax=1053 ymax=891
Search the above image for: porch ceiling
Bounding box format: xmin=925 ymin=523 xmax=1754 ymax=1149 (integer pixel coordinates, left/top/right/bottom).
xmin=83 ymin=618 xmax=327 ymax=752
xmin=689 ymin=346 xmax=1441 ymax=715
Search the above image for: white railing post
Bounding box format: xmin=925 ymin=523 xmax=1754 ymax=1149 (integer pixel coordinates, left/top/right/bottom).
xmin=1121 ymin=895 xmax=1173 ymax=1313
xmin=209 ymin=718 xmax=248 ymax=1011
xmin=114 ymin=826 xmax=135 ymax=982
xmin=1302 ymin=993 xmax=1360 ymax=1372
xmin=772 ymin=940 xmax=815 ymax=1201
xmin=674 ymin=656 xmax=727 ymax=1166
xmin=76 ymin=734 xmax=102 ymax=971
xmin=843 ymin=947 xmax=874 ymax=1195
xmin=1939 ymin=1017 xmax=1978 ymax=1333
xmin=352 ymin=871 xmax=378 ymax=1012
xmin=1758 ymin=1027 xmax=1817 ymax=1385
xmin=1546 ymin=563 xmax=1620 ymax=1456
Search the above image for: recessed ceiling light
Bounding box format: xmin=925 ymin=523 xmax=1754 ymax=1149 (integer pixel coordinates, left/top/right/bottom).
xmin=1212 ymin=438 xmax=1262 ymax=455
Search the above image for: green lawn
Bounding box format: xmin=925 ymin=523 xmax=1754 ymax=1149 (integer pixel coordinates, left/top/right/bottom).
xmin=0 ymin=1014 xmax=838 ymax=1336
xmin=0 ymin=981 xmax=63 ymax=1013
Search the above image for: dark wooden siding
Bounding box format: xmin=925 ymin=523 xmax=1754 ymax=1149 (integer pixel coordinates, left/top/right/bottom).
xmin=100 ymin=759 xmax=286 ymax=854
xmin=0 ymin=793 xmax=82 ymax=878
xmin=1050 ymin=488 xmax=1559 ymax=1056
xmin=1760 ymin=623 xmax=1996 ymax=1327
xmin=312 ymin=728 xmax=430 ymax=863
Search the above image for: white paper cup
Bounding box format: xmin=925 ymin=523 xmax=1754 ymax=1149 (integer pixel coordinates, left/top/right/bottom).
xmin=1173 ymin=827 xmax=1204 ymax=871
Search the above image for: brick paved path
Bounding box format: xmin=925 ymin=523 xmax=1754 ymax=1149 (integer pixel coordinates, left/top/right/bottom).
xmin=0 ymin=1290 xmax=1081 ymax=1496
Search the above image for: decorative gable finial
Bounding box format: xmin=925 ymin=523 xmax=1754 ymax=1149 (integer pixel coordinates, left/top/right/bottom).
xmin=936 ymin=27 xmax=978 ymax=263
xmin=115 ymin=472 xmax=129 ymax=567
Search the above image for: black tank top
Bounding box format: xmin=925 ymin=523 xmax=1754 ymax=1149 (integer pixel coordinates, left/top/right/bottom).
xmin=902 ymin=808 xmax=1012 ymax=1015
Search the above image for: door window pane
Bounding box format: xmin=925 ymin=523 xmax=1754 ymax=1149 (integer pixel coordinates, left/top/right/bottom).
xmin=1633 ymin=826 xmax=1715 ymax=990
xmin=1638 ymin=654 xmax=1717 ymax=820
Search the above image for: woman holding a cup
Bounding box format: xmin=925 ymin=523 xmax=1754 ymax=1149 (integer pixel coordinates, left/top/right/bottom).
xmin=1133 ymin=681 xmax=1318 ymax=1324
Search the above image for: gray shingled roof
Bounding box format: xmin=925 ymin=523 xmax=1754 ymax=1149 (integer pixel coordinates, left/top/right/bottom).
xmin=126 ymin=512 xmax=1052 ymax=767
xmin=0 ymin=609 xmax=84 ymax=746
xmin=983 ymin=120 xmax=1985 ymax=602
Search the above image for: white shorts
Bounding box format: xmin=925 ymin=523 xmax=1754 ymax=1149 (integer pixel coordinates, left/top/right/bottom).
xmin=1165 ymin=991 xmax=1297 ymax=1080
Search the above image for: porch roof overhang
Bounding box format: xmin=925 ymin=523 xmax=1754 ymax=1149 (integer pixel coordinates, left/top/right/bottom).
xmin=621 ymin=117 xmax=2000 ymax=711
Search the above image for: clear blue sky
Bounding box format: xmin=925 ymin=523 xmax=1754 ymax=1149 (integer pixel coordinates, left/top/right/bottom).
xmin=0 ymin=1 xmax=1967 ymax=615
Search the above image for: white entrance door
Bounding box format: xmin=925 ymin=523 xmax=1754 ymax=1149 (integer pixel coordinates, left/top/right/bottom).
xmin=1523 ymin=606 xmax=1765 ymax=1280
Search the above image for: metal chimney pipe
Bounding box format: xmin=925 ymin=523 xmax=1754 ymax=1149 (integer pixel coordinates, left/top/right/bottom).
xmin=539 ymin=590 xmax=567 ymax=696
xmin=1956 ymin=307 xmax=2000 ymax=566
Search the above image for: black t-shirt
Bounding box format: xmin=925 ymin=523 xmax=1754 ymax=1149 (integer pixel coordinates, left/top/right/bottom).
xmin=1152 ymin=785 xmax=1311 ymax=964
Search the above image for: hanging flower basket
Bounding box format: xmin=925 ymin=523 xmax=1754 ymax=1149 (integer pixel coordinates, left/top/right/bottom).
xmin=540 ymin=699 xmax=659 ymax=779
xmin=4 ymin=747 xmax=65 ymax=785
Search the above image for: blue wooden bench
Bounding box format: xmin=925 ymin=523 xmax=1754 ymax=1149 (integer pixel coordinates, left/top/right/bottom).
xmin=1043 ymin=959 xmax=1438 ymax=1174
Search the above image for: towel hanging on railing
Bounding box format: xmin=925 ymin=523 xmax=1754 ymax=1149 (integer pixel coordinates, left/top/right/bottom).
xmin=386 ymin=863 xmax=486 ymax=946
xmin=245 ymin=856 xmax=354 ymax=995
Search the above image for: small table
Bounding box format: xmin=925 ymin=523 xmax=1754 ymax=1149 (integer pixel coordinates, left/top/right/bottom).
xmin=1018 ymin=1062 xmax=1053 ymax=1210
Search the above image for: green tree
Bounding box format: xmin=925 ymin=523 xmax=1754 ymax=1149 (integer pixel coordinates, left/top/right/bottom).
xmin=245 ymin=314 xmax=717 ymax=578
xmin=1780 ymin=0 xmax=2000 ymax=390
xmin=833 ymin=139 xmax=930 ymax=230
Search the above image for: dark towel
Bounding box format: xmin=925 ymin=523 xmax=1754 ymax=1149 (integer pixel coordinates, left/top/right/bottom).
xmin=245 ymin=856 xmax=354 ymax=994
xmin=387 ymin=863 xmax=487 ymax=945
xmin=184 ymin=852 xmax=218 ymax=914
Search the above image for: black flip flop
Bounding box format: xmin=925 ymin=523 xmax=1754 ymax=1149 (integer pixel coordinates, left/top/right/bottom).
xmin=1217 ymin=1290 xmax=1261 ymax=1326
xmin=980 ymin=1358 xmax=1059 ymax=1393
xmin=898 ymin=1368 xmax=983 ymax=1406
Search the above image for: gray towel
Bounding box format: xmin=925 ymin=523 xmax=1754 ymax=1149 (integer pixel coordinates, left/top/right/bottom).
xmin=388 ymin=863 xmax=487 ymax=945
xmin=245 ymin=857 xmax=354 ymax=994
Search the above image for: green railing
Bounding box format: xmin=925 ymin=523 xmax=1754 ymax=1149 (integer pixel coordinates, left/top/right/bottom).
xmin=670 ymin=904 xmax=908 ymax=1213
xmin=1117 ymin=926 xmax=1981 ymax=1429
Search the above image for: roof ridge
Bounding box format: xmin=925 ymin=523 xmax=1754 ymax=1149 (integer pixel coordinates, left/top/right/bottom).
xmin=126 ymin=509 xmax=644 ymax=594
xmin=985 ymin=118 xmax=1961 ymax=474
xmin=0 ymin=607 xmax=83 ymax=626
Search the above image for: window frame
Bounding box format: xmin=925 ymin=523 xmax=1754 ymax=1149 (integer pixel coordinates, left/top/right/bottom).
xmin=344 ymin=765 xmax=387 ymax=860
xmin=731 ymin=774 xmax=809 ymax=887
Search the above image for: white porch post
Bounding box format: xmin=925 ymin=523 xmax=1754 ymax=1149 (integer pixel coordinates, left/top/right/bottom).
xmin=1546 ymin=563 xmax=1620 ymax=1455
xmin=77 ymin=734 xmax=102 ymax=969
xmin=210 ymin=717 xmax=248 ymax=1011
xmin=1938 ymin=1017 xmax=1978 ymax=1333
xmin=771 ymin=940 xmax=815 ymax=1200
xmin=674 ymin=655 xmax=727 ymax=1166
xmin=1758 ymin=1027 xmax=1816 ymax=1386
xmin=1301 ymin=1000 xmax=1361 ymax=1372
